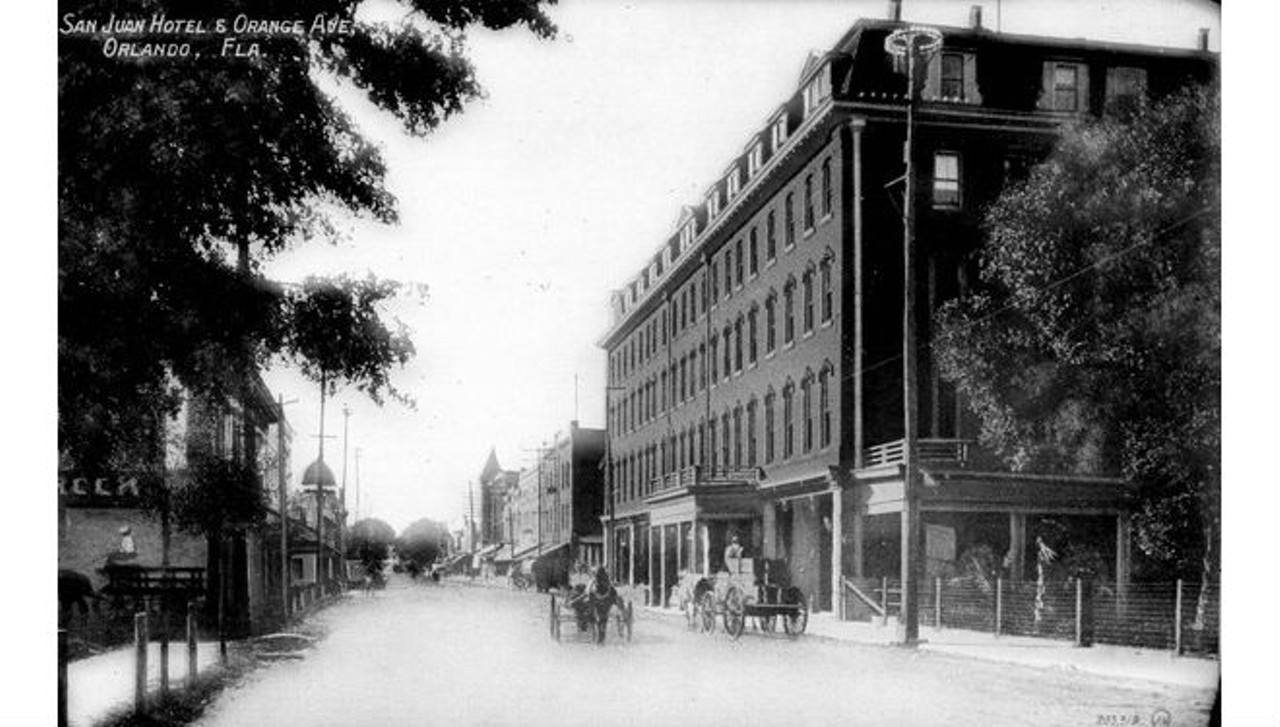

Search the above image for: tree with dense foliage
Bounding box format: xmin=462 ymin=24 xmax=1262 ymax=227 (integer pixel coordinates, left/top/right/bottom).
xmin=397 ymin=517 xmax=451 ymax=567
xmin=348 ymin=517 xmax=397 ymax=572
xmin=934 ymin=86 xmax=1219 ymax=610
xmin=58 ymin=0 xmax=557 ymax=472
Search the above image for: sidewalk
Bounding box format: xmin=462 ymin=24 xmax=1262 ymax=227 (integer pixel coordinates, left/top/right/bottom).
xmin=642 ymin=605 xmax=1219 ymax=689
xmin=66 ymin=640 xmax=222 ymax=727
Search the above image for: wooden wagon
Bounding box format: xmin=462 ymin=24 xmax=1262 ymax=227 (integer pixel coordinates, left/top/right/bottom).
xmin=676 ymin=558 xmax=808 ymax=640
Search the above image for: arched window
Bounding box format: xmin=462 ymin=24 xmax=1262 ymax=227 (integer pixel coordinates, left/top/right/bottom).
xmin=734 ymin=316 xmax=744 ymax=373
xmin=802 ymin=267 xmax=815 ymax=333
xmin=782 ymin=382 xmax=795 ymax=458
xmin=679 ymin=355 xmax=687 ymax=401
xmin=721 ymin=411 xmax=731 ymax=471
xmin=710 ymin=333 xmax=719 ymax=382
xmin=820 ymin=255 xmax=834 ymax=323
xmin=765 ymin=292 xmax=777 ymax=353
xmin=822 ymin=157 xmax=833 ymax=217
xmin=746 ymin=398 xmax=758 ymax=466
xmin=708 ymin=417 xmax=718 ymax=468
xmin=785 ymin=193 xmax=796 ymax=247
xmin=764 ymin=390 xmax=776 ymax=463
xmin=766 ymin=210 xmax=777 ymax=261
xmin=747 ymin=305 xmax=759 ymax=364
xmin=733 ymin=405 xmax=743 ymax=467
xmin=697 ymin=344 xmax=706 ymax=390
xmin=784 ymin=278 xmax=796 ymax=344
xmin=749 ymin=227 xmax=759 ymax=276
xmin=722 ymin=324 xmax=732 ymax=378
xmin=801 ymin=371 xmax=814 ymax=452
xmin=804 ymin=174 xmax=815 ymax=230
xmin=819 ymin=364 xmax=833 ymax=448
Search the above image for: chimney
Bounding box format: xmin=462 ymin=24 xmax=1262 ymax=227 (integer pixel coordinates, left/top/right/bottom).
xmin=888 ymin=0 xmax=902 ymax=21
xmin=969 ymin=5 xmax=983 ymax=29
xmin=1197 ymin=28 xmax=1210 ymax=51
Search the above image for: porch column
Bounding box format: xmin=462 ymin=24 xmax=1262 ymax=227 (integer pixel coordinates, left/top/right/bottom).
xmin=1008 ymin=513 xmax=1027 ymax=582
xmin=1115 ymin=513 xmax=1132 ymax=611
xmin=628 ymin=525 xmax=636 ymax=587
xmin=851 ymin=506 xmax=865 ymax=579
xmin=698 ymin=521 xmax=710 ymax=575
xmin=762 ymin=501 xmax=777 ymax=559
xmin=831 ymin=486 xmax=844 ymax=616
xmin=659 ymin=526 xmax=667 ymax=608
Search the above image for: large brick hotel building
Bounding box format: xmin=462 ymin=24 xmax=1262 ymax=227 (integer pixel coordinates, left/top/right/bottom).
xmin=598 ymin=10 xmax=1215 ymax=614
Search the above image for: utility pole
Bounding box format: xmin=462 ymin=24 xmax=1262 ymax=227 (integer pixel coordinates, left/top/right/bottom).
xmin=885 ymin=25 xmax=943 ymax=647
xmin=341 ymin=405 xmax=350 ymax=582
xmin=277 ymin=395 xmax=298 ymax=621
xmin=354 ymin=448 xmax=362 ymax=522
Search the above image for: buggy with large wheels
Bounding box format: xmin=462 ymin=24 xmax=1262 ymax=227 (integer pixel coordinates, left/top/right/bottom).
xmin=678 ymin=558 xmax=808 ymax=640
xmin=548 ymin=568 xmax=633 ymax=645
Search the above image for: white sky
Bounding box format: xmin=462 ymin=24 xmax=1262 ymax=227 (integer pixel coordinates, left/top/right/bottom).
xmin=257 ymin=0 xmax=1221 ymax=533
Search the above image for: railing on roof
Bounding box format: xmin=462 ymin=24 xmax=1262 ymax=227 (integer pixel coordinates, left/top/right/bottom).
xmin=862 ymin=438 xmax=972 ymax=469
xmin=649 ymin=464 xmax=762 ymax=496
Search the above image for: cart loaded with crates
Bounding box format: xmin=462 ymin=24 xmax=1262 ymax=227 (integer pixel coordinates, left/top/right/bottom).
xmin=676 ymin=557 xmax=808 ymax=639
xmin=548 ymin=571 xmax=634 ymax=645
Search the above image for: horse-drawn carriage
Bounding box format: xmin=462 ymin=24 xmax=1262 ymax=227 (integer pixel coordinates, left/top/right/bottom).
xmin=548 ymin=568 xmax=634 ymax=645
xmin=675 ymin=557 xmax=808 ymax=640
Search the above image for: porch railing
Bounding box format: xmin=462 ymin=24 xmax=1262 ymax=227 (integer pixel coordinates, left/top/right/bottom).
xmin=862 ymin=438 xmax=972 ymax=469
xmin=648 ymin=464 xmax=761 ymax=495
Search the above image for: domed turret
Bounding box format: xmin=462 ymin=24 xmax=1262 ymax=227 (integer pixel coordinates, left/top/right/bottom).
xmin=301 ymin=458 xmax=336 ymax=489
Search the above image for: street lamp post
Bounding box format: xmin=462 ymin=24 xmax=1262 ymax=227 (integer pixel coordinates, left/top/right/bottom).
xmin=885 ymin=24 xmax=943 ymax=647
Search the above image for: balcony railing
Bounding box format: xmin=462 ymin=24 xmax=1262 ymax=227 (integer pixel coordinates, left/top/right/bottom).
xmin=862 ymin=438 xmax=972 ymax=469
xmin=648 ymin=464 xmax=761 ymax=496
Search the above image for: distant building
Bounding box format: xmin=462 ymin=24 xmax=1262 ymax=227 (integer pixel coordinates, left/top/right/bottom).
xmin=598 ymin=14 xmax=1216 ymax=614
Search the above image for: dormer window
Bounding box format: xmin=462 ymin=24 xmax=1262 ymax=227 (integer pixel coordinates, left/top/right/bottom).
xmin=802 ymin=64 xmax=831 ymax=116
xmin=771 ymin=114 xmax=788 ymax=151
xmin=680 ymin=222 xmax=695 ymax=249
xmin=707 ymin=188 xmax=722 ymax=219
xmin=748 ymin=142 xmax=764 ymax=178
xmin=941 ymin=53 xmax=964 ymax=99
xmin=726 ymin=166 xmax=741 ymax=200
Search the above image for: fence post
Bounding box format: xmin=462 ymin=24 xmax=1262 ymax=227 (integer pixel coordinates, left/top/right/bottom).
xmin=1075 ymin=578 xmax=1083 ymax=647
xmin=134 ymin=612 xmax=149 ymax=716
xmin=994 ymin=578 xmax=1003 ymax=638
xmin=1173 ymin=579 xmax=1184 ymax=657
xmin=187 ymin=601 xmax=198 ymax=685
xmin=880 ymin=576 xmax=889 ymax=627
xmin=933 ymin=577 xmax=941 ymax=630
xmin=58 ymin=629 xmax=68 ymax=727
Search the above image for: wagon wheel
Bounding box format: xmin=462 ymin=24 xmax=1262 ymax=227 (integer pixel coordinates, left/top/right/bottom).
xmin=757 ymin=614 xmax=777 ymax=633
xmin=697 ymin=591 xmax=717 ymax=634
xmin=783 ymin=589 xmax=808 ymax=638
xmin=549 ymin=595 xmax=561 ymax=642
xmin=723 ymin=586 xmax=746 ymax=640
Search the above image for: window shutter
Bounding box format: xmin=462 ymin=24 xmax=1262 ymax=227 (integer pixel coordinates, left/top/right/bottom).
xmin=1037 ymin=61 xmax=1054 ymax=110
xmin=1076 ymin=62 xmax=1090 ymax=113
xmin=963 ymin=53 xmax=982 ymax=105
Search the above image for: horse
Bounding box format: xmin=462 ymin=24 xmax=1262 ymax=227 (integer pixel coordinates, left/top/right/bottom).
xmin=58 ymin=569 xmax=101 ymax=625
xmin=567 ymin=567 xmax=627 ymax=644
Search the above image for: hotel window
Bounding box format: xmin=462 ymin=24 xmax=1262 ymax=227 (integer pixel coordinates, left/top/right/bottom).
xmin=820 ymin=258 xmax=833 ymax=323
xmin=766 ymin=211 xmax=777 ymax=261
xmin=734 ymin=316 xmax=744 ymax=372
xmin=722 ymin=324 xmax=732 ymax=378
xmin=821 ymin=158 xmax=832 ymax=218
xmin=721 ymin=412 xmax=731 ymax=470
xmin=747 ymin=307 xmax=758 ymax=364
xmin=749 ymin=227 xmax=759 ymax=276
xmin=732 ymin=406 xmax=742 ymax=467
xmin=782 ymin=383 xmax=795 ymax=459
xmin=933 ymin=152 xmax=961 ymax=208
xmin=746 ymin=399 xmax=758 ymax=466
xmin=748 ymin=142 xmax=764 ymax=178
xmin=819 ymin=367 xmax=831 ymax=448
xmin=804 ymin=175 xmax=815 ymax=231
xmin=735 ymin=239 xmax=744 ymax=286
xmin=723 ymin=250 xmax=733 ymax=297
xmin=727 ymin=168 xmax=741 ymax=200
xmin=941 ymin=52 xmax=965 ymax=100
xmin=698 ymin=344 xmax=706 ymax=389
xmin=803 ymin=66 xmax=831 ymax=117
xmin=802 ymin=374 xmax=814 ymax=452
xmin=689 ymin=350 xmax=698 ymax=394
xmin=772 ymin=114 xmax=788 ymax=151
xmin=710 ymin=260 xmax=719 ymax=301
xmin=710 ymin=334 xmax=718 ymax=381
xmin=1042 ymin=61 xmax=1088 ymax=112
xmin=679 ymin=357 xmax=687 ymax=401
xmin=783 ymin=280 xmax=796 ymax=344
xmin=707 ymin=188 xmax=722 ymax=219
xmin=765 ymin=293 xmax=777 ymax=353
xmin=763 ymin=391 xmax=776 ymax=463
xmin=785 ymin=193 xmax=796 ymax=247
xmin=802 ymin=269 xmax=815 ymax=333
xmin=680 ymin=222 xmax=694 ymax=250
